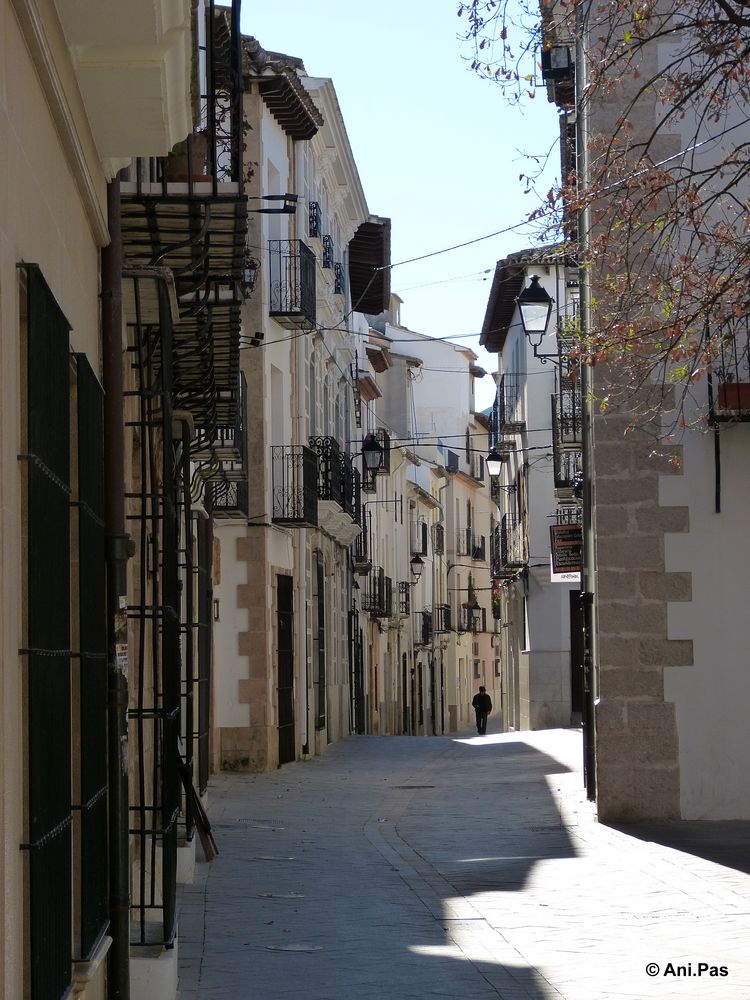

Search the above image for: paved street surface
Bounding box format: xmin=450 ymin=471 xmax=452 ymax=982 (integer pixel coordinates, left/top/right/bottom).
xmin=177 ymin=725 xmax=750 ymax=999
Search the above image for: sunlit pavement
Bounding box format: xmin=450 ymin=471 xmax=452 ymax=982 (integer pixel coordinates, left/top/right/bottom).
xmin=176 ymin=723 xmax=750 ymax=999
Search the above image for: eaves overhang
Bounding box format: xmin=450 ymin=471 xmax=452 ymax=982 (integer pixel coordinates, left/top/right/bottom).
xmin=349 ymin=216 xmax=391 ymax=314
xmin=480 ymin=244 xmax=575 ymax=354
xmin=243 ymin=38 xmax=323 ymax=140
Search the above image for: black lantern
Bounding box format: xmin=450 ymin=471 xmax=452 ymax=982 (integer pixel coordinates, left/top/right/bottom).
xmin=517 ymin=274 xmax=554 ymax=349
xmin=241 ymin=253 xmax=259 ymax=299
xmin=486 ymin=447 xmax=504 ymax=477
xmin=362 ymin=433 xmax=383 ymax=473
xmin=410 ymin=554 xmax=424 ymax=582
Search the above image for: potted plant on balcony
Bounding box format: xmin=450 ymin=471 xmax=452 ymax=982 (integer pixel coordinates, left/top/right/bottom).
xmin=165 ymin=131 xmax=210 ymax=182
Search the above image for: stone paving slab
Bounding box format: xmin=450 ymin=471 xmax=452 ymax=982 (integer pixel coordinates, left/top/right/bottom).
xmin=177 ymin=727 xmax=750 ymax=999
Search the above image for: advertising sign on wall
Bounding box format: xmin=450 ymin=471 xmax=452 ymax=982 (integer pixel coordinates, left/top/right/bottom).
xmin=550 ymin=522 xmax=583 ymax=576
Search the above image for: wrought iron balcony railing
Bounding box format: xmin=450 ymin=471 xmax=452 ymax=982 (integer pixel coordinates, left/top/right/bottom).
xmin=269 ymin=239 xmax=316 ymax=331
xmin=271 ymin=445 xmax=318 ymax=526
xmin=709 ymin=317 xmax=750 ymax=422
xmin=192 ymin=372 xmax=248 ymax=479
xmin=500 ymin=514 xmax=526 ymax=571
xmin=362 ymin=567 xmax=393 ymax=618
xmin=120 ymin=1 xmax=248 ymax=449
xmin=433 ymin=523 xmax=445 ymax=555
xmin=457 ymin=605 xmax=488 ymax=633
xmin=494 ymin=373 xmax=524 ymax=435
xmin=455 ymin=528 xmax=472 ymax=557
xmin=341 ymin=452 xmax=361 ymax=522
xmin=399 ymin=581 xmax=411 ymax=616
xmin=415 ymin=609 xmax=433 ymax=646
xmin=309 ymin=201 xmax=322 ymax=239
xmin=375 ymin=428 xmax=391 ymax=474
xmin=471 ymin=534 xmax=486 ymax=561
xmin=213 ymin=479 xmax=248 ymax=517
xmin=322 ymin=235 xmax=334 ymax=269
xmin=309 ymin=436 xmax=343 ymax=505
xmin=334 ymin=262 xmax=345 ymax=295
xmin=434 ymin=603 xmax=451 ymax=633
xmin=554 ymin=363 xmax=582 ymax=447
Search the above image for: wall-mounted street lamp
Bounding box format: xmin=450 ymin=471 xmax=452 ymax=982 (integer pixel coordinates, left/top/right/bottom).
xmin=241 ymin=253 xmax=259 ymax=299
xmin=469 ymin=599 xmax=482 ymax=630
xmin=362 ymin=432 xmax=383 ymax=473
xmin=486 ymin=447 xmax=505 ymax=477
xmin=517 ymin=274 xmax=555 ymax=354
xmin=409 ymin=553 xmax=424 ymax=583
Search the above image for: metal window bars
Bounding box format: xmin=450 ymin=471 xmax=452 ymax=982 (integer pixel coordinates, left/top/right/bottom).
xmin=271 ymin=445 xmax=319 ymax=526
xmin=268 ymin=239 xmax=317 ymax=330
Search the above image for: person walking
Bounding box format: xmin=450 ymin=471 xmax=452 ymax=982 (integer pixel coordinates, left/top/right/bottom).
xmin=472 ymin=686 xmax=492 ymax=735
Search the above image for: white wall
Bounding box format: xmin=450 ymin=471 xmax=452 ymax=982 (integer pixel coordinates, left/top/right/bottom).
xmin=661 ymin=410 xmax=750 ymax=819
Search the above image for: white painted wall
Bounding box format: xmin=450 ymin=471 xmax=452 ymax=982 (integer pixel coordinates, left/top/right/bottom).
xmin=661 ymin=407 xmax=750 ymax=819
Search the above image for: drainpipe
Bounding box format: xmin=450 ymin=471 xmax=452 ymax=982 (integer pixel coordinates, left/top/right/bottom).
xmin=576 ymin=11 xmax=598 ymax=802
xmin=102 ymin=177 xmax=132 ymax=999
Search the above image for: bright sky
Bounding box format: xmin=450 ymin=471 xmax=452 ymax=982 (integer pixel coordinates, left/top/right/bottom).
xmin=241 ymin=1 xmax=560 ymax=410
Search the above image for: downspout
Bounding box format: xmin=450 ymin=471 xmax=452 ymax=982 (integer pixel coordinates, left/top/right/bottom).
xmin=102 ymin=177 xmax=132 ymax=999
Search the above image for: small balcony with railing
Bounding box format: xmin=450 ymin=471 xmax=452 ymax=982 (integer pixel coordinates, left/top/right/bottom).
xmin=398 ymin=581 xmax=411 ymax=617
xmin=192 ymin=372 xmax=248 ymax=487
xmin=434 ymin=603 xmax=452 ymax=634
xmin=309 ymin=436 xmax=361 ymax=545
xmin=363 ymin=567 xmax=393 ymax=618
xmin=120 ymin=1 xmax=248 ymax=462
xmin=495 ymin=372 xmax=525 ymax=433
xmin=414 ymin=609 xmax=433 ymax=647
xmin=470 ymin=534 xmax=486 ymax=562
xmin=352 ymin=520 xmax=372 ymax=576
xmin=308 ymin=200 xmax=322 ymax=239
xmin=496 ymin=514 xmax=527 ymax=576
xmin=455 ymin=528 xmax=472 ymax=557
xmin=457 ymin=604 xmax=488 ymax=634
xmin=271 ymin=444 xmax=319 ymax=527
xmin=709 ymin=318 xmax=750 ymax=422
xmin=269 ymin=239 xmax=316 ymax=331
xmin=213 ymin=479 xmax=248 ymax=518
xmin=433 ymin=523 xmax=445 ymax=556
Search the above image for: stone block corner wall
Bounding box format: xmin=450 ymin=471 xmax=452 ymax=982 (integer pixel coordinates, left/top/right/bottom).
xmin=593 ymin=408 xmax=693 ymax=822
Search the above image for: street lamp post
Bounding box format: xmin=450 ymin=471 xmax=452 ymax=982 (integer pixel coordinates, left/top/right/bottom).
xmin=576 ymin=4 xmax=598 ymax=802
xmin=515 ymin=261 xmax=596 ymax=799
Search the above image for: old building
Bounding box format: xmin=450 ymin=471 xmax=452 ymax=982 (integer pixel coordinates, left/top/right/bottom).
xmin=481 ymin=249 xmax=582 ymax=733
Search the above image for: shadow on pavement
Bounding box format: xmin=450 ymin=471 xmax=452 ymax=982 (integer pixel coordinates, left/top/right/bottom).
xmin=606 ymin=819 xmax=750 ymax=876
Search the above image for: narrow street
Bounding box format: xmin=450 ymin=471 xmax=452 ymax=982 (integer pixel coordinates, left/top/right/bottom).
xmin=177 ymin=727 xmax=750 ymax=1000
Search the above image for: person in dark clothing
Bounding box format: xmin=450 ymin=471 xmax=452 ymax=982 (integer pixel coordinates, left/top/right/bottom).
xmin=472 ymin=686 xmax=492 ymax=735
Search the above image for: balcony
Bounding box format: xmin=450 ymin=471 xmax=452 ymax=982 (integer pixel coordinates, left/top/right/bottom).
xmin=341 ymin=453 xmax=361 ymax=524
xmin=415 ymin=610 xmax=432 ymax=646
xmin=363 ymin=568 xmax=393 ymax=618
xmin=213 ymin=479 xmax=248 ymax=518
xmin=309 ymin=201 xmax=322 ymax=239
xmin=352 ymin=523 xmax=372 ymax=575
xmin=455 ymin=528 xmax=472 ymax=557
xmin=399 ymin=582 xmax=411 ymax=617
xmin=498 ymin=514 xmax=526 ymax=574
xmin=309 ymin=436 xmax=361 ymax=544
xmin=470 ymin=454 xmax=485 ymax=482
xmin=434 ymin=603 xmax=452 ymax=634
xmin=471 ymin=535 xmax=486 ymax=562
xmin=334 ymin=262 xmax=345 ymax=296
xmin=410 ymin=520 xmax=428 ymax=556
xmin=457 ymin=605 xmax=488 ymax=633
xmin=269 ymin=239 xmax=316 ymax=331
xmin=119 ymin=1 xmax=247 ymax=459
xmin=709 ymin=319 xmax=750 ymax=422
xmin=554 ymin=362 xmax=582 ymax=447
xmin=494 ymin=373 xmax=525 ymax=434
xmin=192 ymin=373 xmax=248 ymax=484
xmin=433 ymin=523 xmax=445 ymax=556
xmin=271 ymin=445 xmax=318 ymax=527
xmin=322 ymin=235 xmax=335 ymax=269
